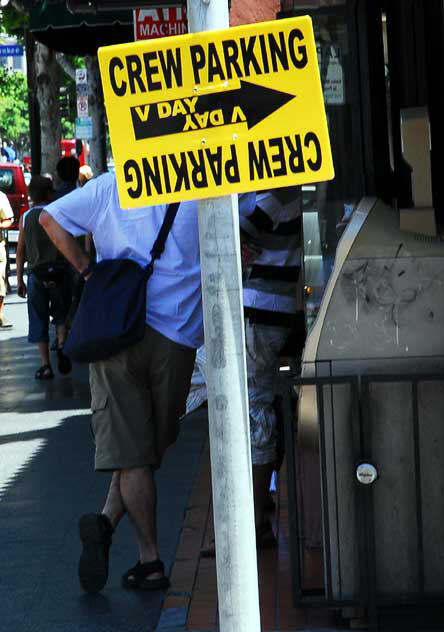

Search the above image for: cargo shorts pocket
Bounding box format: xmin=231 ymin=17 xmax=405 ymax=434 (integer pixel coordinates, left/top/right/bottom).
xmin=90 ymin=391 xmax=108 ymax=443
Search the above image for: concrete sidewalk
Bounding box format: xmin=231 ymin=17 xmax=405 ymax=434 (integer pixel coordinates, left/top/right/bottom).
xmin=1 ymin=281 xmax=350 ymax=632
xmin=0 ymin=291 xmax=207 ymax=632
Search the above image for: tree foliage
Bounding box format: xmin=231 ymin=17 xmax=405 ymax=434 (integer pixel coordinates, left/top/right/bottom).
xmin=1 ymin=5 xmax=108 ymax=170
xmin=0 ymin=5 xmax=29 ymax=154
xmin=0 ymin=66 xmax=29 ymax=154
xmin=0 ymin=5 xmax=28 ymax=39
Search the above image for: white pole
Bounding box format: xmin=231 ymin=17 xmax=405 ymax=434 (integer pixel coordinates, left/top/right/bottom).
xmin=187 ymin=1 xmax=261 ymax=631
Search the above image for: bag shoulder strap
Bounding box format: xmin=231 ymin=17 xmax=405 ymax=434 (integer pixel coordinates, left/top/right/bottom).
xmin=145 ymin=202 xmax=180 ymax=274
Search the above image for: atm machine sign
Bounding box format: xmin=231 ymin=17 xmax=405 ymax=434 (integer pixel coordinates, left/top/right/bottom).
xmin=134 ymin=8 xmax=187 ymax=41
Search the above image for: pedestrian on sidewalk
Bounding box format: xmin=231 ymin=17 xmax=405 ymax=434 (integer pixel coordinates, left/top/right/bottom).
xmin=79 ymin=164 xmax=93 ymax=187
xmin=240 ymin=187 xmax=306 ymax=539
xmin=64 ymin=163 xmax=95 ymax=332
xmin=54 ymin=156 xmax=80 ymax=198
xmin=0 ymin=189 xmax=14 ymax=329
xmin=39 ymin=172 xmax=203 ymax=594
xmin=51 ymin=156 xmax=82 ymax=344
xmin=188 ymin=188 xmax=306 ymax=552
xmin=15 ymin=175 xmax=72 ymax=379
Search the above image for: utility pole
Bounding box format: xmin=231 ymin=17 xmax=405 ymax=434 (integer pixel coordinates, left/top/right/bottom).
xmin=187 ymin=1 xmax=261 ymax=630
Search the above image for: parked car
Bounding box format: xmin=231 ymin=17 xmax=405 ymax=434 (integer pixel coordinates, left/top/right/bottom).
xmin=60 ymin=139 xmax=88 ymax=166
xmin=0 ymin=163 xmax=29 ymax=229
xmin=22 ymin=139 xmax=89 ymax=176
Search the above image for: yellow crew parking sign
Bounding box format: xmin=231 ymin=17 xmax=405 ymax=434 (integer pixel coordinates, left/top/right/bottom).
xmin=98 ymin=16 xmax=334 ymax=207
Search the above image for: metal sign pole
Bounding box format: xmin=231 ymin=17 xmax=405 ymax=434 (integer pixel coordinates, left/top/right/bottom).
xmin=97 ymin=13 xmax=332 ymax=629
xmin=187 ymin=1 xmax=261 ymax=631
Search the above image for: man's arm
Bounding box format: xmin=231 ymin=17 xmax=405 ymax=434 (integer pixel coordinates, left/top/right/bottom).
xmin=0 ymin=217 xmax=13 ymax=229
xmin=238 ymin=192 xmax=261 ymax=268
xmin=39 ymin=210 xmax=90 ymax=275
xmin=240 ymin=228 xmax=261 ymax=268
xmin=16 ymin=215 xmax=27 ymax=298
xmin=0 ymin=192 xmax=14 ymax=228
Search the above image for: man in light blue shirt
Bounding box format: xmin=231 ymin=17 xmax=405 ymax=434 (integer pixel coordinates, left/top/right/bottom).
xmin=40 ymin=172 xmax=204 ymax=594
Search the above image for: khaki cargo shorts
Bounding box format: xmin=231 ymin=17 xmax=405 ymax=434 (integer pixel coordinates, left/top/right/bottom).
xmin=89 ymin=325 xmax=196 ymax=471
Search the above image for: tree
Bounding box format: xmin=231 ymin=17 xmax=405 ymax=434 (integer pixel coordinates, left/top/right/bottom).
xmin=0 ymin=3 xmax=28 ymax=34
xmin=34 ymin=41 xmax=61 ymax=178
xmin=56 ymin=53 xmax=76 ymax=139
xmin=85 ymin=55 xmax=107 ymax=175
xmin=2 ymin=2 xmax=110 ymax=176
xmin=57 ymin=52 xmax=108 ymax=174
xmin=0 ymin=66 xmax=29 ymax=155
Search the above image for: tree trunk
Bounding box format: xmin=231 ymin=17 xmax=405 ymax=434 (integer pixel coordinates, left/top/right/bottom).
xmin=25 ymin=30 xmax=41 ymax=176
xmin=35 ymin=42 xmax=61 ymax=180
xmin=55 ymin=52 xmax=76 ymax=81
xmin=85 ymin=55 xmax=107 ymax=176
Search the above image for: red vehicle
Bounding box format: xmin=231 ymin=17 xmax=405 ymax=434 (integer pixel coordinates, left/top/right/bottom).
xmin=22 ymin=155 xmax=32 ymax=173
xmin=0 ymin=163 xmax=29 ymax=229
xmin=60 ymin=139 xmax=88 ymax=166
xmin=22 ymin=139 xmax=89 ymax=174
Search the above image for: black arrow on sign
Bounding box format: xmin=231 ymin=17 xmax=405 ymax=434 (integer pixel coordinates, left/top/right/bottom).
xmin=130 ymin=80 xmax=296 ymax=140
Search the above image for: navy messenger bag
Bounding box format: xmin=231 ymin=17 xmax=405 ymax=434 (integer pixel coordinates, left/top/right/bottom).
xmin=64 ymin=202 xmax=179 ymax=363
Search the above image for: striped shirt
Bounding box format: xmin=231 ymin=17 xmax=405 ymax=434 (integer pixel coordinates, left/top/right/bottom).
xmin=240 ymin=188 xmax=304 ymax=329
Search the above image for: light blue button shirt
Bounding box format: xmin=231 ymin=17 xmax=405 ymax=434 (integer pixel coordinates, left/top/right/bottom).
xmin=45 ymin=173 xmax=203 ymax=349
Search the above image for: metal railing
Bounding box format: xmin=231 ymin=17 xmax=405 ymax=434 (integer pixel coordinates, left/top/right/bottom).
xmin=282 ymin=372 xmax=444 ymax=630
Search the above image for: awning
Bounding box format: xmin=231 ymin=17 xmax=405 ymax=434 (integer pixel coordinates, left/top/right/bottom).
xmin=28 ymin=2 xmax=134 ymax=54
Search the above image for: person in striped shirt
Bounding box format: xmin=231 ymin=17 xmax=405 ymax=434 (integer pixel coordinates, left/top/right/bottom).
xmin=188 ymin=188 xmax=306 ymax=550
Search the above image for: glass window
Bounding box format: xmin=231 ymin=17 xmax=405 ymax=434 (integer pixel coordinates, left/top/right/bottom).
xmin=12 ymin=56 xmax=22 ymax=71
xmin=281 ymin=0 xmax=346 ymax=13
xmin=281 ymin=3 xmax=365 ymax=330
xmin=0 ymin=169 xmax=15 ymax=194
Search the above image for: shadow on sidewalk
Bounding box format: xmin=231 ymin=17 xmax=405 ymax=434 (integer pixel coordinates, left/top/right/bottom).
xmin=0 ymin=330 xmax=208 ymax=632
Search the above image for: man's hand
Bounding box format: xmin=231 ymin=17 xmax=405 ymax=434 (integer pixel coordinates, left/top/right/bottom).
xmin=240 ymin=232 xmax=261 ymax=268
xmin=0 ymin=218 xmax=13 ymax=229
xmin=17 ymin=281 xmax=27 ymax=299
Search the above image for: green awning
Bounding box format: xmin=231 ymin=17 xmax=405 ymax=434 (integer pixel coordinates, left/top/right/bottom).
xmin=28 ymin=2 xmax=134 ymax=54
xmin=30 ymin=4 xmax=132 ymax=30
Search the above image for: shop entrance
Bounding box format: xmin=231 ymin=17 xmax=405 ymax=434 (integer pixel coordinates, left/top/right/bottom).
xmin=279 ymin=1 xmax=444 ymax=629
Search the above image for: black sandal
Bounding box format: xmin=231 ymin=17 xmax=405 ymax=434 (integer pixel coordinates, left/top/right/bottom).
xmin=35 ymin=364 xmax=54 ymax=380
xmin=78 ymin=513 xmax=113 ymax=594
xmin=122 ymin=559 xmax=170 ymax=590
xmin=57 ymin=348 xmax=72 ymax=375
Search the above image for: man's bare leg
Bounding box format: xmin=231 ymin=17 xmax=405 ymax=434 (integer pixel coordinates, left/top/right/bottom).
xmin=253 ymin=463 xmax=274 ymax=529
xmin=253 ymin=462 xmax=277 ymax=549
xmin=0 ymin=295 xmax=13 ymax=328
xmin=119 ymin=466 xmax=163 ymax=579
xmin=102 ymin=471 xmax=125 ymax=529
xmin=37 ymin=341 xmax=50 ymax=367
xmin=56 ymin=323 xmax=67 ymax=348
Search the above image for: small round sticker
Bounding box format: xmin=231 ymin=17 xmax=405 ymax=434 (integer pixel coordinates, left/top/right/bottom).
xmin=356 ymin=463 xmax=378 ymax=485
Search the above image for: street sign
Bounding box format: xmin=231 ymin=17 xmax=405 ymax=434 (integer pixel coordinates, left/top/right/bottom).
xmin=76 ymin=82 xmax=88 ymax=97
xmin=75 ymin=117 xmax=93 ymax=139
xmin=75 ymin=68 xmax=88 ymax=84
xmin=134 ymin=7 xmax=187 ymax=40
xmin=98 ymin=15 xmax=334 ymax=208
xmin=75 ymin=67 xmax=89 ymax=120
xmin=77 ymin=95 xmax=89 ymax=118
xmin=0 ymin=45 xmax=23 ymax=57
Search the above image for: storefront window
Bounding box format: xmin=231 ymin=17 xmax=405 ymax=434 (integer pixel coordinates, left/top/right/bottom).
xmin=281 ymin=2 xmax=364 ymax=330
xmin=281 ymin=0 xmax=346 ymax=11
